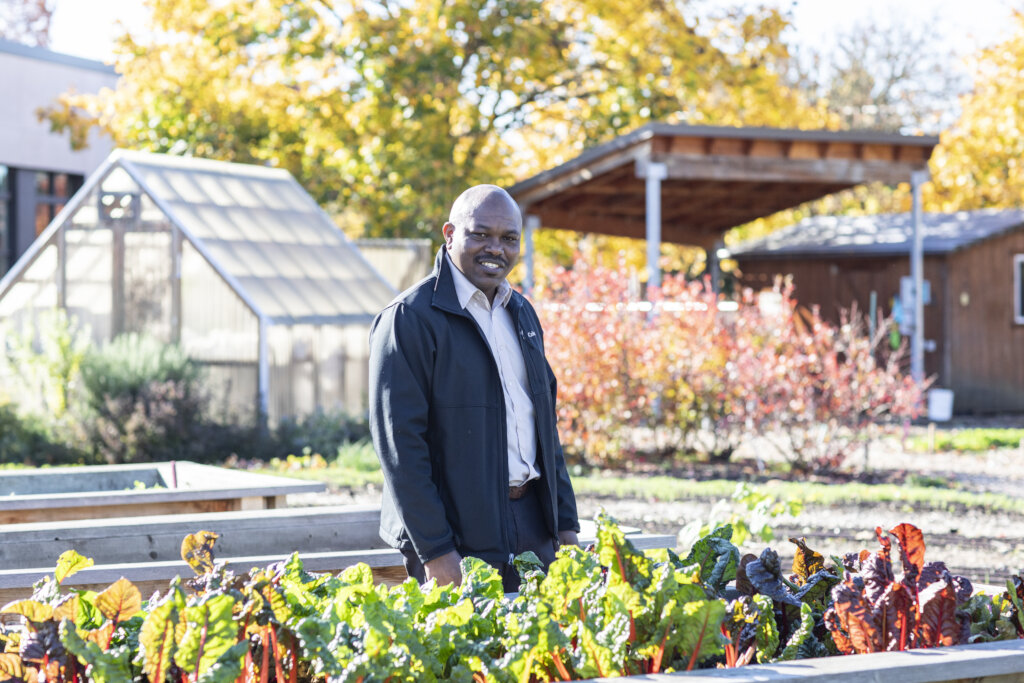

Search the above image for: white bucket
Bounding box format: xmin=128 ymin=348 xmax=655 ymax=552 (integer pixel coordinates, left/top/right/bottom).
xmin=927 ymin=388 xmax=955 ymax=422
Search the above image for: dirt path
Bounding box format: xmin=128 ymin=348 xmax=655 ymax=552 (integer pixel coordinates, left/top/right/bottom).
xmin=293 ymin=431 xmax=1024 ymax=586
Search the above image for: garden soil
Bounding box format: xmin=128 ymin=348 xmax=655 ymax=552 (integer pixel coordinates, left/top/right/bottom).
xmin=291 ymin=420 xmax=1024 ymax=587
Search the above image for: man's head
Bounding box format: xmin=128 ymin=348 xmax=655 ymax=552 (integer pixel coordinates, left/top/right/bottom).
xmin=443 ymin=185 xmax=522 ymax=303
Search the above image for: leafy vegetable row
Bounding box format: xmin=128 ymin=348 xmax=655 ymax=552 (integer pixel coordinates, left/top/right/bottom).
xmin=1 ymin=515 xmax=1022 ymax=682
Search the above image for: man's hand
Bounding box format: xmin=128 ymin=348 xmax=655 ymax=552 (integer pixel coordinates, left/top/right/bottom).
xmin=557 ymin=530 xmax=579 ymax=548
xmin=424 ymin=550 xmax=463 ymax=587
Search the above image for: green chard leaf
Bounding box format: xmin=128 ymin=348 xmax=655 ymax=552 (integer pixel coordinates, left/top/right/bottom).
xmin=55 ymin=550 xmax=94 ymax=585
xmin=174 ymin=593 xmax=240 ymax=678
xmin=60 ymin=619 xmax=135 ymax=683
xmin=681 ymin=525 xmax=739 ymax=596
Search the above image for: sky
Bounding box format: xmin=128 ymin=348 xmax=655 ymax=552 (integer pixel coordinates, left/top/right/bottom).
xmin=48 ymin=0 xmax=1019 ymax=63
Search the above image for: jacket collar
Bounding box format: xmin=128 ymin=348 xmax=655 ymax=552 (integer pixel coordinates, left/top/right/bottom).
xmin=431 ymin=246 xmax=522 ymax=316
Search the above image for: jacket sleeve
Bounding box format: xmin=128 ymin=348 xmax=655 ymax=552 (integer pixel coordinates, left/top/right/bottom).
xmin=369 ymin=303 xmax=457 ymax=563
xmin=546 ymin=356 xmax=581 ymax=533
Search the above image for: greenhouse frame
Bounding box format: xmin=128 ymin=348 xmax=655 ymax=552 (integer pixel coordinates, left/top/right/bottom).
xmin=0 ymin=150 xmax=399 ymax=425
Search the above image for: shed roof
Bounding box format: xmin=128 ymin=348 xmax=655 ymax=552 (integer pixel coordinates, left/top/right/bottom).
xmin=728 ymin=209 xmax=1024 ymax=259
xmin=509 ymin=123 xmax=937 ymax=249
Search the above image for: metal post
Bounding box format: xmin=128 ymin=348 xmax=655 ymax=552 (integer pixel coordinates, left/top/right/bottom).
xmin=524 ymin=214 xmax=539 ymax=298
xmin=258 ymin=315 xmax=270 ymax=431
xmin=641 ymin=162 xmax=668 ymax=292
xmin=910 ymin=169 xmax=929 ymax=383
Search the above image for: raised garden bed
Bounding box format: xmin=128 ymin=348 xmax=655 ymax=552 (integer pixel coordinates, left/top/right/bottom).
xmin=601 ymin=639 xmax=1024 ymax=682
xmin=0 ymin=505 xmax=676 ymax=603
xmin=0 ymin=461 xmax=325 ymax=523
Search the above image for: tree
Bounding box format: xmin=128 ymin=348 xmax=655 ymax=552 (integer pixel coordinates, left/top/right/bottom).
xmin=43 ymin=0 xmax=829 ymax=243
xmin=0 ymin=0 xmax=54 ymax=46
xmin=785 ymin=12 xmax=968 ymax=135
xmin=928 ymin=9 xmax=1024 ymax=211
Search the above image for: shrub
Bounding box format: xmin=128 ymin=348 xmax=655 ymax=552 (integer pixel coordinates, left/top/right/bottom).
xmin=77 ymin=334 xmax=207 ymax=464
xmin=536 ymin=256 xmax=924 ymax=471
xmin=273 ymin=408 xmax=370 ymax=459
xmin=0 ymin=403 xmax=84 ymax=465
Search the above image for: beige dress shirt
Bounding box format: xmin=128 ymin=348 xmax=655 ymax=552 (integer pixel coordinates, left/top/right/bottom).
xmin=446 ymin=254 xmax=539 ymax=487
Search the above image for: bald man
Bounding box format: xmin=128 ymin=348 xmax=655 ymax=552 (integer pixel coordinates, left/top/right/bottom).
xmin=369 ymin=185 xmax=579 ymax=592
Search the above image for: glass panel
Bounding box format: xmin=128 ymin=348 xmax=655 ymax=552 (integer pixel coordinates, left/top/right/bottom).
xmin=0 ymin=165 xmax=8 ymax=194
xmin=180 ymin=240 xmax=258 ymax=363
xmin=0 ymin=244 xmax=58 ymax=319
xmin=64 ymin=228 xmax=113 ymax=341
xmin=35 ymin=171 xmax=50 ymax=195
xmin=124 ymin=231 xmax=173 ymax=342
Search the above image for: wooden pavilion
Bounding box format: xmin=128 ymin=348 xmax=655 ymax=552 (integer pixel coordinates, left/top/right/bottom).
xmin=509 ymin=122 xmax=938 ymax=291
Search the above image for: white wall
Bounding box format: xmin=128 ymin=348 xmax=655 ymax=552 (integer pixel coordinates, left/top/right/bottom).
xmin=0 ymin=40 xmax=117 ymax=175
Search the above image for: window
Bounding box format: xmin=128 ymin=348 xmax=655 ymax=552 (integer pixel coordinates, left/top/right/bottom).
xmin=34 ymin=171 xmax=82 ymax=236
xmin=0 ymin=166 xmax=8 ymax=269
xmin=1016 ymin=255 xmax=1024 ymax=325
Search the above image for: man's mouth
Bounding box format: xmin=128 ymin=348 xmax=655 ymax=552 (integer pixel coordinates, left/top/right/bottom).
xmin=477 ymin=258 xmax=506 ymax=272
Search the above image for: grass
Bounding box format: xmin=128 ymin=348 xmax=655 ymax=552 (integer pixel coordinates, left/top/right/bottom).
xmin=570 ymin=473 xmax=1024 ymax=514
xmin=252 ymin=441 xmax=1024 ymax=515
xmin=905 ymin=427 xmax=1024 ymax=453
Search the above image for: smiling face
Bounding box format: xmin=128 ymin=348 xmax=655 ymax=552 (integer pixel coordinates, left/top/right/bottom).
xmin=443 ymin=185 xmax=522 ymax=304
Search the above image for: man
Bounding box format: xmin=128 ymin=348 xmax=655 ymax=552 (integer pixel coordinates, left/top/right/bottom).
xmin=369 ymin=184 xmax=579 ymax=592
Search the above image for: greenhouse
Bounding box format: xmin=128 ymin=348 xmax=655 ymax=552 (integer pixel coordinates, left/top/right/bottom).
xmin=0 ymin=150 xmax=398 ymax=424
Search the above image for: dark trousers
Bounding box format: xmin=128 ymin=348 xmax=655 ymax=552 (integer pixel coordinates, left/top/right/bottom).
xmin=401 ymin=480 xmax=558 ymax=593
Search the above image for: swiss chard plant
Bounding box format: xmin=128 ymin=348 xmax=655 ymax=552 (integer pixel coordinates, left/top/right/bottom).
xmin=0 ymin=518 xmax=1019 ymax=682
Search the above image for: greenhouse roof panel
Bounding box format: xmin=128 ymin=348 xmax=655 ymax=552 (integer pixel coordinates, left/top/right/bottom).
xmin=116 ymin=151 xmax=396 ymax=324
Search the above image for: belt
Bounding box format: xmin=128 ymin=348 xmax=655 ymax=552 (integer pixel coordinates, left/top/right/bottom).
xmin=509 ymin=480 xmax=534 ymax=500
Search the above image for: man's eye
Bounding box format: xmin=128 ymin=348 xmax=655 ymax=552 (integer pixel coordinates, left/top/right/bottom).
xmin=504 ymin=236 xmax=519 ymax=242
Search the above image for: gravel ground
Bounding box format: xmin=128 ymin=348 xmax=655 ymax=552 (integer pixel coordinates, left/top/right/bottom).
xmin=290 ymin=427 xmax=1024 ymax=585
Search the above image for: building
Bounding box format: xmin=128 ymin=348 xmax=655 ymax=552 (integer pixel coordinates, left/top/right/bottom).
xmin=729 ymin=209 xmax=1024 ymax=414
xmin=0 ymin=150 xmax=398 ymax=424
xmin=0 ymin=39 xmax=117 ymax=274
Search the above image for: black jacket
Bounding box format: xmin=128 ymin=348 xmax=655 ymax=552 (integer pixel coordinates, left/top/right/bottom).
xmin=368 ymin=247 xmax=579 ymax=567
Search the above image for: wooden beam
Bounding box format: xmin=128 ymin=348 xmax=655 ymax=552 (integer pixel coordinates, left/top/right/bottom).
xmin=513 ymin=140 xmax=651 ymax=207
xmin=655 ymin=154 xmax=925 ymax=185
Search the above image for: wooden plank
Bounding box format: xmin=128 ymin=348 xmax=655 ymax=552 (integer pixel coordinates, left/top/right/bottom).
xmin=597 ymin=639 xmax=1024 ymax=682
xmin=0 ymin=505 xmax=387 ymax=568
xmin=659 ymin=155 xmax=923 ymax=185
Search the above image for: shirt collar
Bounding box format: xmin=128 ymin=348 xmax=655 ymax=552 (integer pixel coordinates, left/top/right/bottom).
xmin=446 ymin=252 xmax=512 ymax=310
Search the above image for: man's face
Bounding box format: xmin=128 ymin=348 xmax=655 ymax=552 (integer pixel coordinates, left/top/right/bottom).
xmin=443 ymin=192 xmax=521 ymax=302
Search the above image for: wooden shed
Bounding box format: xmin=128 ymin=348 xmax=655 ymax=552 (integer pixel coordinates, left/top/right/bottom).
xmin=729 ymin=209 xmax=1024 ymax=414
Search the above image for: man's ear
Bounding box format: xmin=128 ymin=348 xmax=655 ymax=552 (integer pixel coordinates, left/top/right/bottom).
xmin=442 ymin=222 xmax=455 ymax=245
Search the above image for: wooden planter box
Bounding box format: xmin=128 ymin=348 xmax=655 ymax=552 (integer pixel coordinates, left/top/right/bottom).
xmin=0 ymin=461 xmax=325 ymax=524
xmin=0 ymin=505 xmax=676 ymax=604
xmin=601 ymin=639 xmax=1024 ymax=682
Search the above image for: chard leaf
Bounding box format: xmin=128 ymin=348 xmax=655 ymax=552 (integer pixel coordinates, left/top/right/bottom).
xmin=889 ymin=523 xmax=926 ymax=585
xmin=794 ymin=569 xmax=841 ymax=612
xmin=788 ymin=537 xmax=824 ymax=582
xmin=55 ymin=550 xmax=94 ymax=585
xmin=671 ymin=598 xmax=727 ymax=671
xmin=60 ymin=620 xmax=134 ymax=683
xmin=1006 ymin=575 xmax=1024 ymax=637
xmin=1 ymin=599 xmax=53 ymax=623
xmin=194 ymin=640 xmax=248 ymax=683
xmin=459 ymin=556 xmax=503 ymax=604
xmin=681 ymin=525 xmax=738 ymax=595
xmin=918 ymin=580 xmax=962 ymax=647
xmin=778 ymin=602 xmax=815 ymax=661
xmin=139 ymin=589 xmax=185 ymax=683
xmin=829 ymin=577 xmax=882 ymax=654
xmin=751 ymin=594 xmax=779 ymax=663
xmin=52 ymin=594 xmax=80 ymax=624
xmin=744 ymin=548 xmax=800 ymax=607
xmin=0 ymin=652 xmax=25 ymax=679
xmin=293 ymin=615 xmax=343 ymax=677
xmin=175 ymin=593 xmax=239 ymax=677
xmin=180 ymin=530 xmax=220 ymax=575
xmin=95 ymin=578 xmax=142 ymax=623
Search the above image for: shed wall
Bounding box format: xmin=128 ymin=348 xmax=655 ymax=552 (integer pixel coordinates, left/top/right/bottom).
xmin=946 ymin=230 xmax=1024 ymax=412
xmin=737 ymin=255 xmax=950 ymax=400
